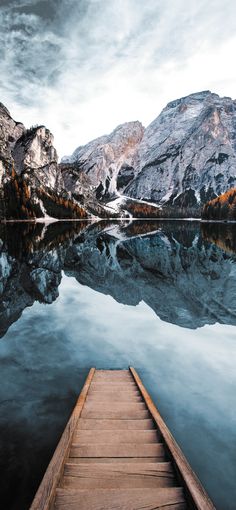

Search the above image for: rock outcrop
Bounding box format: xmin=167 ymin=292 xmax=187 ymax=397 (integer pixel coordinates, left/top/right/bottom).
xmin=0 ymin=108 xmax=90 ymax=219
xmin=0 ymin=103 xmax=25 ymax=178
xmin=13 ymin=125 xmax=59 ymax=190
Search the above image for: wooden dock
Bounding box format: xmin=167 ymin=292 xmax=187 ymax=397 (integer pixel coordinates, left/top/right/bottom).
xmin=30 ymin=368 xmax=215 ymax=510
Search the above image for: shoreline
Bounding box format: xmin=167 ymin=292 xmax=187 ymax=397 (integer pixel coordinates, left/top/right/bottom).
xmin=1 ymin=217 xmax=236 ymax=224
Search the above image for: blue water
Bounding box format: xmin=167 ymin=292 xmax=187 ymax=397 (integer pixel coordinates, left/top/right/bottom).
xmin=0 ymin=220 xmax=236 ymax=509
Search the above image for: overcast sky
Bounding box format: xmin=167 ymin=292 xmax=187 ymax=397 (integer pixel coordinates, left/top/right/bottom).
xmin=0 ymin=0 xmax=236 ymax=157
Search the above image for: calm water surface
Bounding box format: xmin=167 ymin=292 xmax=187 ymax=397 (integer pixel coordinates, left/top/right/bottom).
xmin=0 ymin=220 xmax=236 ymax=510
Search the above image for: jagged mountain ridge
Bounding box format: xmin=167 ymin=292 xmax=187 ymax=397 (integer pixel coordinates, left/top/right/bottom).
xmin=1 ymin=90 xmax=236 ymax=219
xmin=0 ymin=105 xmax=116 ymax=220
xmin=64 ymin=90 xmax=236 ymax=212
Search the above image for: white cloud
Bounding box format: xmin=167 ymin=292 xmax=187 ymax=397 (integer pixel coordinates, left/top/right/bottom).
xmin=0 ymin=0 xmax=236 ymax=157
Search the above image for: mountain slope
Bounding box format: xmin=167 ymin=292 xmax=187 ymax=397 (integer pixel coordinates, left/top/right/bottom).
xmin=125 ymin=91 xmax=236 ymax=208
xmin=63 ymin=91 xmax=236 ymax=214
xmin=1 ymin=90 xmax=236 ymax=219
xmin=0 ymin=105 xmax=113 ymax=219
xmin=62 ymin=121 xmax=144 ymax=199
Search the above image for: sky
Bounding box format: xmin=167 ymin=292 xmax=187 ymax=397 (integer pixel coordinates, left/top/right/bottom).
xmin=0 ymin=0 xmax=236 ymax=157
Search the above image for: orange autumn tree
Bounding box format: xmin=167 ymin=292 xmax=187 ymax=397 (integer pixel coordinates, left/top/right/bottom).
xmin=202 ymin=188 xmax=236 ymax=220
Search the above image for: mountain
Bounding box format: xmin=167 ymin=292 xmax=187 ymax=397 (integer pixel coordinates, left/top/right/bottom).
xmin=1 ymin=91 xmax=236 ymax=219
xmin=202 ymin=187 xmax=236 ymax=220
xmin=125 ymin=91 xmax=236 ymax=208
xmin=64 ymin=91 xmax=236 ymax=214
xmin=0 ymin=105 xmax=115 ymax=220
xmin=62 ymin=121 xmax=144 ymax=199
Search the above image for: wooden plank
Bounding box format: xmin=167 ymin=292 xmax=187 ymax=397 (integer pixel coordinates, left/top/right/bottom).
xmin=88 ymin=390 xmax=142 ymax=400
xmin=83 ymin=402 xmax=146 ymax=410
xmin=54 ymin=487 xmax=186 ymax=510
xmin=29 ymin=368 xmax=96 ymax=510
xmin=68 ymin=457 xmax=168 ymax=464
xmin=93 ymin=372 xmax=133 ymax=380
xmin=93 ymin=370 xmax=130 ymax=375
xmin=77 ymin=418 xmax=155 ymax=430
xmin=130 ymin=367 xmax=216 ymax=510
xmin=61 ymin=462 xmax=176 ymax=489
xmin=73 ymin=430 xmax=161 ymax=444
xmin=87 ymin=394 xmax=142 ymax=402
xmin=70 ymin=443 xmax=166 ymax=459
xmin=81 ymin=408 xmax=150 ymax=419
xmin=88 ymin=386 xmax=140 ymax=392
xmin=90 ymin=382 xmax=137 ymax=389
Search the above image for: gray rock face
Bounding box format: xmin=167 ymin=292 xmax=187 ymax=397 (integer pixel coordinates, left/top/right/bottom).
xmin=12 ymin=125 xmax=59 ymax=192
xmin=0 ymin=103 xmax=25 ymax=183
xmin=0 ymin=105 xmax=59 ymax=195
xmin=125 ymin=91 xmax=236 ymax=207
xmin=62 ymin=91 xmax=236 ymax=209
xmin=62 ymin=121 xmax=144 ymax=199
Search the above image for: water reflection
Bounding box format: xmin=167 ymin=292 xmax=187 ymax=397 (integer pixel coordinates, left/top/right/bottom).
xmin=1 ymin=220 xmax=236 ymax=337
xmin=0 ymin=220 xmax=236 ymax=510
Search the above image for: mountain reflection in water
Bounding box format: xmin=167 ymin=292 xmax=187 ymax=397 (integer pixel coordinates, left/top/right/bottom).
xmin=0 ymin=219 xmax=236 ymax=510
xmin=1 ymin=220 xmax=236 ymax=337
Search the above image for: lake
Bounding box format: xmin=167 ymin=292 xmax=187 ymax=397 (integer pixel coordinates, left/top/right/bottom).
xmin=0 ymin=219 xmax=236 ymax=510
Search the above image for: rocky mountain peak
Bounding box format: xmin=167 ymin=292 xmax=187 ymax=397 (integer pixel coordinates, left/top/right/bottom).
xmin=125 ymin=91 xmax=236 ymax=208
xmin=13 ymin=125 xmax=58 ymax=175
xmin=62 ymin=120 xmax=144 ymax=199
xmin=0 ymin=105 xmax=25 ymax=186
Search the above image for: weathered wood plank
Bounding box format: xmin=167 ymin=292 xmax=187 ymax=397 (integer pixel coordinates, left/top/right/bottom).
xmin=81 ymin=408 xmax=150 ymax=419
xmin=70 ymin=443 xmax=166 ymax=459
xmin=88 ymin=388 xmax=140 ymax=394
xmin=93 ymin=372 xmax=133 ymax=380
xmin=68 ymin=457 xmax=167 ymax=464
xmin=83 ymin=402 xmax=146 ymax=410
xmin=29 ymin=368 xmax=96 ymax=510
xmin=61 ymin=462 xmax=176 ymax=489
xmin=130 ymin=367 xmax=216 ymax=510
xmin=90 ymin=382 xmax=137 ymax=389
xmin=87 ymin=391 xmax=143 ymax=402
xmin=93 ymin=370 xmax=130 ymax=375
xmin=77 ymin=418 xmax=155 ymax=430
xmin=73 ymin=430 xmax=160 ymax=444
xmin=54 ymin=487 xmax=187 ymax=510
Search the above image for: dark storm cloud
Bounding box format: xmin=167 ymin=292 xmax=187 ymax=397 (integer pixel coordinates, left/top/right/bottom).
xmin=0 ymin=0 xmax=236 ymax=154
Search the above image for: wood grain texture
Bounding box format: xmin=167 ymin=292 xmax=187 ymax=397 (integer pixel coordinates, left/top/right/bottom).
xmin=77 ymin=418 xmax=155 ymax=430
xmin=29 ymin=368 xmax=215 ymax=510
xmin=61 ymin=462 xmax=176 ymax=489
xmin=81 ymin=408 xmax=150 ymax=419
xmin=130 ymin=367 xmax=216 ymax=510
xmin=29 ymin=368 xmax=96 ymax=510
xmin=83 ymin=402 xmax=146 ymax=410
xmin=87 ymin=394 xmax=142 ymax=402
xmin=90 ymin=382 xmax=137 ymax=389
xmin=68 ymin=457 xmax=168 ymax=464
xmin=73 ymin=430 xmax=160 ymax=444
xmin=93 ymin=372 xmax=132 ymax=380
xmin=70 ymin=443 xmax=166 ymax=459
xmin=88 ymin=388 xmax=140 ymax=395
xmin=54 ymin=487 xmax=187 ymax=510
